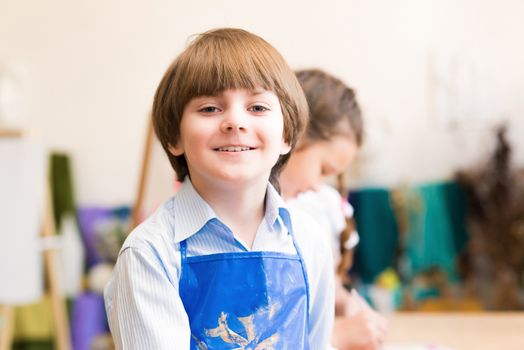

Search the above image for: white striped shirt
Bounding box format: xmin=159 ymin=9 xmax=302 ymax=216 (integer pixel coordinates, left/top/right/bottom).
xmin=104 ymin=177 xmax=334 ymax=349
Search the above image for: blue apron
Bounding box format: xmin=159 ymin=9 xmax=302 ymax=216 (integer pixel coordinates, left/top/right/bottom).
xmin=179 ymin=232 xmax=310 ymax=350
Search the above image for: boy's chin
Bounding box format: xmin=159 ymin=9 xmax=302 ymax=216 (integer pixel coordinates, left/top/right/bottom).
xmin=215 ymin=174 xmax=270 ymax=187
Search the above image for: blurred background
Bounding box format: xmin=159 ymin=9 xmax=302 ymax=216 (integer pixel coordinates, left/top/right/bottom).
xmin=1 ymin=0 xmax=523 ymax=349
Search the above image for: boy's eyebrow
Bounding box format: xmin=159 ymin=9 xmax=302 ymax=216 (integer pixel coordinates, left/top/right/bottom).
xmin=191 ymin=88 xmax=270 ymax=101
xmin=189 ymin=94 xmax=219 ymax=103
xmin=249 ymin=88 xmax=269 ymax=96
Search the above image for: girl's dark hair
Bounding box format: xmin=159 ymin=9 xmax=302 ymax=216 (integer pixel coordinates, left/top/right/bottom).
xmin=296 ymin=69 xmax=364 ymax=285
xmin=295 ymin=69 xmax=363 ymax=148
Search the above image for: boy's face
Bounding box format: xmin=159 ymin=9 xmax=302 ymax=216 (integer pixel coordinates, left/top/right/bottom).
xmin=279 ymin=136 xmax=357 ymax=200
xmin=170 ymin=88 xmax=290 ymax=190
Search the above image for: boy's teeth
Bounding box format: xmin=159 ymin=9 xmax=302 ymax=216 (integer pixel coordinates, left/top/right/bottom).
xmin=217 ymin=146 xmax=250 ymax=152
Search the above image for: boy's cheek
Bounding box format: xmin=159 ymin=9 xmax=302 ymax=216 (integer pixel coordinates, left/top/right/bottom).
xmin=280 ymin=140 xmax=291 ymax=155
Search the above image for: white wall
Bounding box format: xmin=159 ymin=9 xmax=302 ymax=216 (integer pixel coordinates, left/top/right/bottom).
xmin=1 ymin=0 xmax=523 ymax=205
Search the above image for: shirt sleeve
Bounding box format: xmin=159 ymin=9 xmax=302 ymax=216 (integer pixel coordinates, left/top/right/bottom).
xmin=307 ymin=236 xmax=336 ymax=350
xmin=290 ymin=207 xmax=335 ymax=350
xmin=104 ymin=244 xmax=190 ymax=349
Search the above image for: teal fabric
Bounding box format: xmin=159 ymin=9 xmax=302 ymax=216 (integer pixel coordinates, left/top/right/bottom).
xmin=349 ymin=188 xmax=400 ymax=284
xmin=442 ymin=182 xmax=470 ymax=254
xmin=403 ymin=181 xmax=468 ymax=282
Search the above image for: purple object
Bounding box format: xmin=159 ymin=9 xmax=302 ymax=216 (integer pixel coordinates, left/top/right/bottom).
xmin=71 ymin=292 xmax=109 ymax=350
xmin=77 ymin=207 xmax=113 ymax=268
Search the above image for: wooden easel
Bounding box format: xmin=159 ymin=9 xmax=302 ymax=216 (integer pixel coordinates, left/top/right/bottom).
xmin=130 ymin=116 xmax=178 ymax=231
xmin=0 ymin=129 xmax=71 ymax=350
xmin=0 ymin=306 xmax=14 ymax=350
xmin=130 ymin=118 xmax=154 ymax=230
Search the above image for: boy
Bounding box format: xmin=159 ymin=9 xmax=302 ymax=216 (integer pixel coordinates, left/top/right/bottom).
xmin=104 ymin=28 xmax=334 ymax=349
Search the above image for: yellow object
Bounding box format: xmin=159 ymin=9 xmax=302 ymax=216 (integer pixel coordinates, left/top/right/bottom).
xmin=13 ymin=295 xmax=54 ymax=340
xmin=376 ymin=268 xmax=400 ymax=290
xmin=418 ymin=296 xmax=484 ymax=311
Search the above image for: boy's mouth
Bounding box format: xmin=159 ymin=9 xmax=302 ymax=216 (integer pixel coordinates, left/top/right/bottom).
xmin=214 ymin=146 xmax=255 ymax=152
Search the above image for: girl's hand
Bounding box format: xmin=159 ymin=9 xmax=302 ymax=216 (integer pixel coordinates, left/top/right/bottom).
xmin=333 ymin=289 xmax=389 ymax=350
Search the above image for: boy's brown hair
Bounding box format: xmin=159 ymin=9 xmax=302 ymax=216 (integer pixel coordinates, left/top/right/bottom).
xmin=152 ymin=28 xmax=309 ymax=189
xmin=295 ymin=69 xmax=363 ymax=148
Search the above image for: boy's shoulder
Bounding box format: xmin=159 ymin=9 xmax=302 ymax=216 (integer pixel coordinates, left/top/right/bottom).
xmin=286 ymin=205 xmax=331 ymax=255
xmin=286 ymin=204 xmax=320 ymax=231
xmin=286 ymin=204 xmax=333 ymax=286
xmin=120 ymin=198 xmax=177 ymax=253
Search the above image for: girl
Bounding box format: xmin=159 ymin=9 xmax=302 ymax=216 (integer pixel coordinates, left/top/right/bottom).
xmin=280 ymin=69 xmax=389 ymax=350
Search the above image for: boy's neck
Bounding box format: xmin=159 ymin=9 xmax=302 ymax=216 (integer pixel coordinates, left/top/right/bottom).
xmin=191 ymin=178 xmax=267 ymax=249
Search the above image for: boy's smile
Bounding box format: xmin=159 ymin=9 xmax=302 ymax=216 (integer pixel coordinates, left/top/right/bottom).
xmin=214 ymin=146 xmax=255 ymax=152
xmin=170 ymin=88 xmax=290 ymax=190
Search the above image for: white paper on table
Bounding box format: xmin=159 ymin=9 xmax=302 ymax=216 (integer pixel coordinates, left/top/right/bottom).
xmin=0 ymin=138 xmax=46 ymax=304
xmin=384 ymin=345 xmax=454 ymax=350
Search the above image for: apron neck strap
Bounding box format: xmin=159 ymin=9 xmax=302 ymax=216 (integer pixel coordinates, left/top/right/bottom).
xmin=180 ymin=240 xmax=187 ymax=260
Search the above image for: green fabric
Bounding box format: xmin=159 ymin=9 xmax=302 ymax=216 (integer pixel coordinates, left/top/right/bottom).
xmin=12 ymin=340 xmax=54 ymax=350
xmin=403 ymin=181 xmax=467 ymax=282
xmin=50 ymin=153 xmax=76 ymax=231
xmin=349 ymin=188 xmax=400 ymax=284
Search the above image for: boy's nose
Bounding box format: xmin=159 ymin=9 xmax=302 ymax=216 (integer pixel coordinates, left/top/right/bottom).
xmin=222 ymin=123 xmax=245 ymax=132
xmin=220 ymin=109 xmax=247 ymax=133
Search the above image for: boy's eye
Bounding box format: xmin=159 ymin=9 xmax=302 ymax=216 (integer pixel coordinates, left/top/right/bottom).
xmin=249 ymin=105 xmax=269 ymax=113
xmin=199 ymin=106 xmax=219 ymax=113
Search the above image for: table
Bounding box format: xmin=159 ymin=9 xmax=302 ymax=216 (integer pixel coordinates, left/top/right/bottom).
xmin=385 ymin=312 xmax=524 ymax=350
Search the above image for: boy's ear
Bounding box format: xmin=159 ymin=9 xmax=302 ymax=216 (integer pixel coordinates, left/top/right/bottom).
xmin=280 ymin=139 xmax=291 ymax=155
xmin=168 ymin=143 xmax=184 ymax=156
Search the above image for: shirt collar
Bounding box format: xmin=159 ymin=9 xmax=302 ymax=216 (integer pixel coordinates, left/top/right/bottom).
xmin=172 ymin=177 xmax=292 ymax=243
xmin=172 ymin=177 xmax=217 ymax=243
xmin=264 ymin=182 xmax=293 ymax=234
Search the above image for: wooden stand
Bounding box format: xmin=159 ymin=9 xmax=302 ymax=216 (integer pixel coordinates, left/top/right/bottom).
xmin=0 ymin=130 xmax=71 ymax=350
xmin=130 ymin=117 xmax=154 ymax=230
xmin=0 ymin=305 xmax=14 ymax=350
xmin=130 ymin=116 xmax=181 ymax=232
xmin=42 ymin=185 xmax=72 ymax=350
xmin=0 ymin=128 xmax=24 ymax=138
